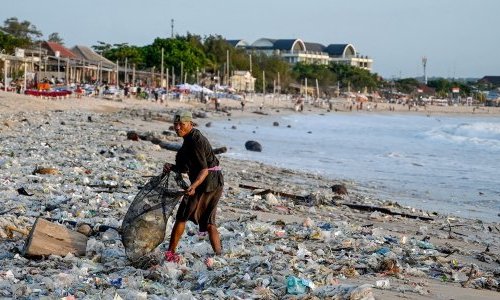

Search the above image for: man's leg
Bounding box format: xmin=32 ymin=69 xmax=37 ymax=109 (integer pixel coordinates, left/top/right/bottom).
xmin=207 ymin=224 xmax=222 ymax=255
xmin=168 ymin=220 xmax=186 ymax=253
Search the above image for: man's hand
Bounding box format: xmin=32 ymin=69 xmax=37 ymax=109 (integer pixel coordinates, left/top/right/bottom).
xmin=185 ymin=185 xmax=196 ymax=196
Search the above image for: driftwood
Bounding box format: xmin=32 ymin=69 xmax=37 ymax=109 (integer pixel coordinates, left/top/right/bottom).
xmin=158 ymin=141 xmax=226 ymax=154
xmin=127 ymin=130 xmax=227 ymax=154
xmin=340 ymin=203 xmax=434 ymax=221
xmin=23 ymin=218 xmax=88 ymax=257
xmin=239 ymin=184 xmax=310 ymax=201
xmin=239 ymin=184 xmax=434 ymax=221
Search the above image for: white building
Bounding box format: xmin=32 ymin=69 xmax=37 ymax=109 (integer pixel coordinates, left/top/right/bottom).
xmin=230 ymin=70 xmax=255 ymax=92
xmin=228 ymin=38 xmax=373 ymax=71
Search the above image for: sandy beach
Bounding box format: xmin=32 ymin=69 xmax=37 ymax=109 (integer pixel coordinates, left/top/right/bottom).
xmin=0 ymin=91 xmax=499 ymax=299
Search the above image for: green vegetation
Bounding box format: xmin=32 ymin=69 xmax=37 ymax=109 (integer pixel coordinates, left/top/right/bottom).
xmin=47 ymin=32 xmax=64 ymax=45
xmin=427 ymin=78 xmax=471 ymax=98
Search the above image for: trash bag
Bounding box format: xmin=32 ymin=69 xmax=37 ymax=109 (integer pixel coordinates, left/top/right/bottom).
xmin=121 ymin=170 xmax=188 ymax=267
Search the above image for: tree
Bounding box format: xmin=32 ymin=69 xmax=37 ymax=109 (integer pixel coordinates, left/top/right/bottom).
xmin=428 ymin=78 xmax=472 ymax=98
xmin=94 ymin=42 xmax=145 ymax=68
xmin=203 ymin=35 xmax=232 ymax=71
xmin=251 ymin=53 xmax=292 ymax=93
xmin=330 ymin=63 xmax=380 ymax=92
xmin=293 ymin=62 xmax=337 ymax=95
xmin=47 ymin=32 xmax=64 ymax=45
xmin=0 ymin=31 xmax=30 ymax=53
xmin=92 ymin=41 xmax=112 ymax=55
xmin=395 ymin=78 xmax=420 ymax=94
xmin=1 ymin=17 xmax=42 ymax=42
xmin=142 ymin=37 xmax=207 ymax=82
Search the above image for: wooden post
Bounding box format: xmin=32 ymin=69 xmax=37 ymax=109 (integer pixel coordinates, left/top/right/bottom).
xmin=23 ymin=218 xmax=88 ymax=257
xmin=161 ymin=48 xmax=164 ymax=87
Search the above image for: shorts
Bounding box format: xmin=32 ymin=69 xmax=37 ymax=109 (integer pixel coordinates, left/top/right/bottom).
xmin=175 ymin=186 xmax=223 ymax=232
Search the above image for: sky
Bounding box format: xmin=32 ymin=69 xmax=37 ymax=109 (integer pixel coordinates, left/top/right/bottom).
xmin=2 ymin=0 xmax=499 ymax=79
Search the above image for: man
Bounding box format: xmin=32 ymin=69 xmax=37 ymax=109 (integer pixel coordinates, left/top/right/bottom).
xmin=163 ymin=110 xmax=224 ymax=262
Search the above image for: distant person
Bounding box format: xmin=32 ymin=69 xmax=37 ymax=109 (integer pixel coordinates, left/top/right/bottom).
xmin=240 ymin=100 xmax=245 ymax=111
xmin=215 ymin=98 xmax=221 ymax=111
xmin=136 ymin=86 xmax=142 ymax=99
xmin=153 ymin=89 xmax=159 ymax=102
xmin=75 ymin=85 xmax=83 ymax=99
xmin=124 ymin=85 xmax=129 ymax=97
xmin=163 ymin=110 xmax=224 ymax=262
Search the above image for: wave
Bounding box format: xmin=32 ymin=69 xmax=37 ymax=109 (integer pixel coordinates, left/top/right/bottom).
xmin=425 ymin=122 xmax=500 ymax=149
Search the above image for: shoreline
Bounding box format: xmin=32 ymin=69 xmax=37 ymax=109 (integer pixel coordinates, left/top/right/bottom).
xmin=3 ymin=90 xmax=500 ymax=116
xmin=0 ymin=91 xmax=499 ymax=298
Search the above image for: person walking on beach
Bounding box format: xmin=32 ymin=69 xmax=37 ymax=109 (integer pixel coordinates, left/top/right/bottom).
xmin=215 ymin=97 xmax=221 ymax=111
xmin=163 ymin=110 xmax=224 ymax=262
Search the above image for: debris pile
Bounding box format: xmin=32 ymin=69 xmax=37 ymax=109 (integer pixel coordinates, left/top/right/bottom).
xmin=0 ymin=109 xmax=498 ymax=298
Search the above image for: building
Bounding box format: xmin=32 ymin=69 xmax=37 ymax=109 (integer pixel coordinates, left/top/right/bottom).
xmin=478 ymin=76 xmax=500 ymax=88
xmin=230 ymin=70 xmax=255 ymax=92
xmin=0 ymin=49 xmax=38 ymax=91
xmin=40 ymin=41 xmax=77 ymax=81
xmin=231 ymin=38 xmax=373 ymax=71
xmin=71 ymin=45 xmax=116 ymax=83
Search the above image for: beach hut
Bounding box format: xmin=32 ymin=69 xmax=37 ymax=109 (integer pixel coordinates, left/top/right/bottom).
xmin=71 ymin=45 xmax=116 ymax=83
xmin=40 ymin=42 xmax=77 ymax=83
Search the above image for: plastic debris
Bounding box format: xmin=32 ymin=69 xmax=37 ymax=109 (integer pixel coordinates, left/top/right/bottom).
xmin=0 ymin=108 xmax=498 ymax=299
xmin=286 ymin=275 xmax=315 ymax=295
xmin=375 ymin=279 xmax=391 ymax=289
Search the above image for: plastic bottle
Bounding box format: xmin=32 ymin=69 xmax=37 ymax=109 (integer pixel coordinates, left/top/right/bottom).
xmin=286 ymin=276 xmax=314 ymax=295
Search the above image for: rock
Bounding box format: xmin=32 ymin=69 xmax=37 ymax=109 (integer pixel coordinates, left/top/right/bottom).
xmin=76 ymin=224 xmax=93 ymax=236
xmin=193 ymin=111 xmax=207 ymax=118
xmin=32 ymin=167 xmax=59 ymax=175
xmin=138 ymin=133 xmax=153 ymax=141
xmin=162 ymin=130 xmax=176 ymax=137
xmin=205 ymin=122 xmax=212 ymax=127
xmin=273 ymin=121 xmax=279 ymax=126
xmin=126 ymin=131 xmax=139 ymax=141
xmin=331 ymin=184 xmax=348 ymax=195
xmin=245 ymin=140 xmax=262 ymax=152
xmin=150 ymin=137 xmax=162 ymax=145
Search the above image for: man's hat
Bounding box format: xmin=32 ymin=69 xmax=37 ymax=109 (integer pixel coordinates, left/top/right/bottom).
xmin=174 ymin=110 xmax=193 ymax=123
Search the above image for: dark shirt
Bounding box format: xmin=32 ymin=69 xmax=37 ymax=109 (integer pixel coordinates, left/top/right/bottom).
xmin=175 ymin=128 xmax=223 ymax=192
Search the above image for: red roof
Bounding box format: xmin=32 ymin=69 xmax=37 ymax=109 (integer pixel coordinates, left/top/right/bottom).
xmin=42 ymin=41 xmax=77 ymax=59
xmin=417 ymin=84 xmax=436 ymax=95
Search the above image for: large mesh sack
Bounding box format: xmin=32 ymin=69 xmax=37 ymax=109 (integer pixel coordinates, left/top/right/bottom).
xmin=121 ymin=170 xmax=188 ymax=266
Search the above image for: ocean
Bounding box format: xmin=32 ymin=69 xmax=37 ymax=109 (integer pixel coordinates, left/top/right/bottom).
xmin=203 ymin=112 xmax=500 ymax=221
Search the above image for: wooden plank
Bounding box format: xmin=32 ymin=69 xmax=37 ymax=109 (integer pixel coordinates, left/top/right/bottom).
xmin=23 ymin=218 xmax=88 ymax=257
